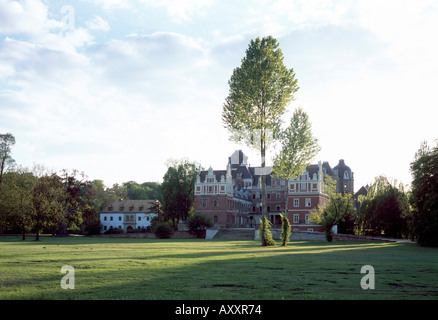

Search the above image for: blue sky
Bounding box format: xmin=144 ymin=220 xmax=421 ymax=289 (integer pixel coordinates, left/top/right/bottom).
xmin=1 ymin=0 xmax=437 ymax=191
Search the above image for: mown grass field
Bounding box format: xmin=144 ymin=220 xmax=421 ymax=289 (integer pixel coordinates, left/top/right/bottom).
xmin=0 ymin=236 xmax=437 ymax=300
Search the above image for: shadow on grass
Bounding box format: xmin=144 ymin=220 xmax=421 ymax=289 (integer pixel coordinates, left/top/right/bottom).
xmin=3 ymin=237 xmax=437 ymax=300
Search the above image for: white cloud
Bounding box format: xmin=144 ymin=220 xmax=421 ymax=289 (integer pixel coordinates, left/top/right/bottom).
xmin=140 ymin=0 xmax=215 ymax=23
xmin=80 ymin=0 xmax=131 ymax=11
xmin=0 ymin=0 xmax=62 ymax=35
xmin=86 ymin=16 xmax=110 ymax=32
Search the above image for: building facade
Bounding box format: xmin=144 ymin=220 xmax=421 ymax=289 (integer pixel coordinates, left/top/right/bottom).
xmin=194 ymin=150 xmax=354 ymax=232
xmin=100 ymin=199 xmax=158 ymax=233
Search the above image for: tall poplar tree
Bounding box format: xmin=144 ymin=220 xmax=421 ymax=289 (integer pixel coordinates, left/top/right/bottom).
xmin=272 ymin=107 xmax=320 ymax=220
xmin=222 ymin=36 xmax=298 ymax=246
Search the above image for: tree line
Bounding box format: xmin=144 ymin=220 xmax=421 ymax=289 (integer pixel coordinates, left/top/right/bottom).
xmin=0 ymin=133 xmax=163 ymax=240
xmin=309 ymin=140 xmax=438 ymax=247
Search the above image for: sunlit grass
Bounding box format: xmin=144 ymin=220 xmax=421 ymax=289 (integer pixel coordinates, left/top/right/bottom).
xmin=0 ymin=236 xmax=437 ymax=300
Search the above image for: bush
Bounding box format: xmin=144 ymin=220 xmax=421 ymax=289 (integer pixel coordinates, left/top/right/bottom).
xmin=83 ymin=220 xmax=102 ymax=236
xmin=153 ymin=222 xmax=174 ymax=239
xmin=280 ymin=214 xmax=291 ymax=246
xmin=258 ymin=215 xmax=275 ymax=246
xmin=188 ymin=213 xmax=213 ymax=238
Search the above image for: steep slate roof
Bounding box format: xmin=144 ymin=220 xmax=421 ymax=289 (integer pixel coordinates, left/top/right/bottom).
xmin=101 ymin=199 xmax=158 ymax=213
xmin=199 ymin=170 xmax=227 ymax=183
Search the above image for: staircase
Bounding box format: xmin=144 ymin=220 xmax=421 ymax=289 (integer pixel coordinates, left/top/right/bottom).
xmin=213 ymin=228 xmax=255 ymax=240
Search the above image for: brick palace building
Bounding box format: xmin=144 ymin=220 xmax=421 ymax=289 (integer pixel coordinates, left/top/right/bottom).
xmin=194 ymin=150 xmax=354 ymax=232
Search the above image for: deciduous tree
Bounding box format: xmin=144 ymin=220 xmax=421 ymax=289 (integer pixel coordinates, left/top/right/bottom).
xmin=272 ymin=107 xmax=320 ymax=243
xmin=161 ymin=159 xmax=198 ymax=229
xmin=309 ymin=176 xmax=355 ymax=242
xmin=222 ymin=36 xmax=298 ymax=246
xmin=0 ymin=133 xmax=16 ymax=195
xmin=410 ymin=141 xmax=438 ymax=246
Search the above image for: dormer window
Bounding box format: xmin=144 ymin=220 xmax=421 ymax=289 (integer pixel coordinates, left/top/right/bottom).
xmin=120 ymin=206 xmax=124 ymax=211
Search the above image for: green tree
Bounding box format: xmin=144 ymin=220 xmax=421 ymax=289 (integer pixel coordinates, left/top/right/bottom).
xmin=358 ymin=176 xmax=411 ymax=238
xmin=280 ymin=213 xmax=291 ymax=246
xmin=161 ymin=159 xmax=198 ymax=229
xmin=258 ymin=215 xmax=276 ymax=246
xmin=309 ymin=176 xmax=356 ymax=242
xmin=56 ymin=169 xmax=94 ymax=236
xmin=188 ymin=213 xmax=213 ymax=238
xmin=272 ymin=107 xmax=320 ymax=243
xmin=3 ymin=168 xmax=38 ymax=240
xmin=0 ymin=133 xmax=16 ymax=195
xmin=222 ymin=36 xmax=298 ymax=246
xmin=32 ymin=174 xmax=64 ymax=240
xmin=410 ymin=141 xmax=438 ymax=246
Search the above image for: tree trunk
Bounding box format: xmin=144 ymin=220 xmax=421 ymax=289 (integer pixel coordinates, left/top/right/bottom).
xmin=35 ymin=226 xmax=40 ymax=241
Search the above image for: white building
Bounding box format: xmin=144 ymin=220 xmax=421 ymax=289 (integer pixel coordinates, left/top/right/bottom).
xmin=100 ymin=199 xmax=159 ymax=233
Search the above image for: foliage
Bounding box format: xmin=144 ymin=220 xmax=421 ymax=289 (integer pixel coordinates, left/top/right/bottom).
xmin=309 ymin=176 xmax=356 ymax=242
xmin=410 ymin=141 xmax=438 ymax=246
xmin=83 ymin=219 xmax=102 ymax=235
xmin=222 ymin=36 xmax=298 ymax=245
xmin=153 ymin=222 xmax=174 ymax=239
xmin=272 ymin=107 xmax=320 ymax=224
xmin=188 ymin=213 xmax=213 ymax=237
xmin=122 ymin=181 xmax=161 ymax=201
xmin=0 ymin=133 xmax=16 ymax=195
xmin=272 ymin=108 xmax=320 ymax=182
xmin=161 ymin=159 xmax=198 ymax=229
xmin=357 ymin=176 xmax=412 ymax=239
xmin=280 ymin=213 xmax=291 ymax=246
xmin=258 ymin=215 xmax=275 ymax=246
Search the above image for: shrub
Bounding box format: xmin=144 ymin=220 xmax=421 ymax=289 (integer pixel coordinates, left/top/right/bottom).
xmin=258 ymin=215 xmax=275 ymax=246
xmin=280 ymin=214 xmax=291 ymax=246
xmin=153 ymin=222 xmax=174 ymax=239
xmin=188 ymin=213 xmax=213 ymax=238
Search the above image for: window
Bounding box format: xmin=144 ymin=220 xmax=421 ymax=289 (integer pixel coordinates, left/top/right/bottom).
xmin=305 ymin=214 xmax=310 ymax=223
xmin=209 ymin=186 xmax=212 ymax=192
xmin=307 ymin=228 xmax=314 ymax=232
xmin=119 ymin=216 xmax=122 ymax=221
xmin=104 ymin=226 xmax=107 ymax=230
xmin=138 ymin=216 xmax=141 ymax=221
xmin=202 ymin=200 xmax=207 ymax=207
xmin=214 ymin=200 xmax=218 ymax=208
xmin=267 ymin=193 xmax=271 ymax=199
xmin=294 ymin=198 xmax=299 ymax=207
xmin=110 ymin=216 xmax=113 ymax=221
xmin=147 ymin=216 xmax=150 ymax=221
xmin=293 ymin=214 xmax=299 ymax=224
xmin=276 ymin=193 xmax=280 ymax=200
xmin=253 ymin=194 xmax=256 ymax=199
xmin=120 ymin=206 xmax=124 ymax=211
xmin=276 ymin=206 xmax=281 ymax=211
xmin=214 ymin=215 xmax=218 ymax=224
xmin=267 ymin=206 xmax=270 ymax=212
xmin=305 ymin=198 xmax=311 ymax=207
xmin=104 ymin=216 xmax=107 ymax=221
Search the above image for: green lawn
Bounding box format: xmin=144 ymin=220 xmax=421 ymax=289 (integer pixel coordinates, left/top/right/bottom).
xmin=0 ymin=236 xmax=437 ymax=300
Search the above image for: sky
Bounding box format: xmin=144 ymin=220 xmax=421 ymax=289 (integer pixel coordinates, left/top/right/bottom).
xmin=1 ymin=0 xmax=437 ymax=191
